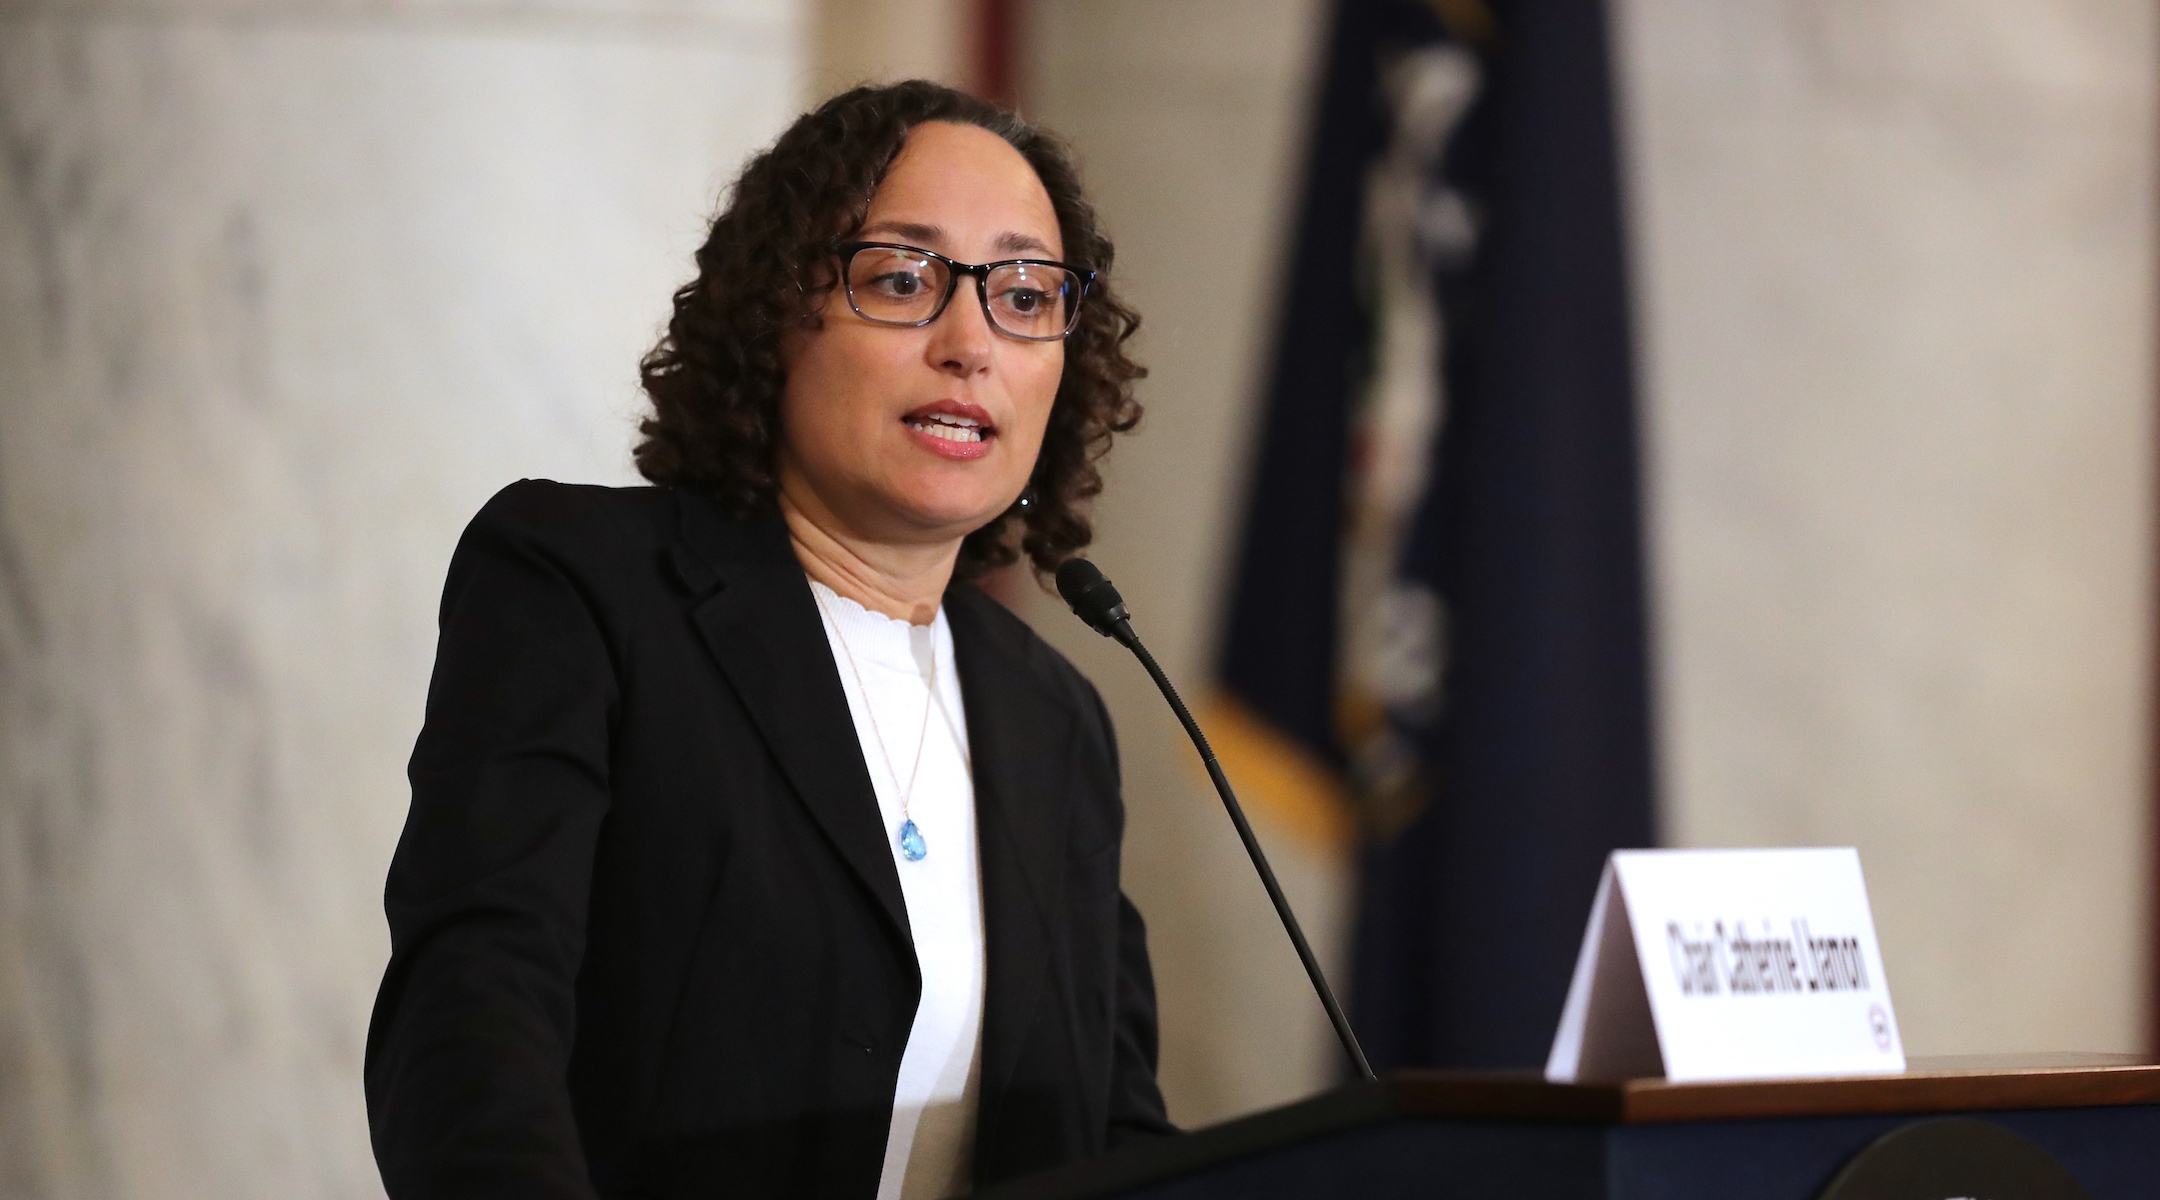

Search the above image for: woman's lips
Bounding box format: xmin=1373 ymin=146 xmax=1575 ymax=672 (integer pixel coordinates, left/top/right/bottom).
xmin=903 ymin=402 xmax=996 ymax=460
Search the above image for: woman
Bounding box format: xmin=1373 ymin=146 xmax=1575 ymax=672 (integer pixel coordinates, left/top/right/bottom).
xmin=364 ymin=82 xmax=1173 ymax=1200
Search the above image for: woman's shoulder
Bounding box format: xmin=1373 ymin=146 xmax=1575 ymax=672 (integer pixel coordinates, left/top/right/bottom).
xmin=441 ymin=480 xmax=689 ymax=598
xmin=471 ymin=477 xmax=670 ymax=532
xmin=457 ymin=479 xmax=679 ymax=561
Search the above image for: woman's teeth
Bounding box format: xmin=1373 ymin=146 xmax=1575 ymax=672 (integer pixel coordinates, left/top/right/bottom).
xmin=908 ymin=415 xmax=986 ymax=444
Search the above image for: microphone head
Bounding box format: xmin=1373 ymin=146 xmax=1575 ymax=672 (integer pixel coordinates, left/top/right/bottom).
xmin=1055 ymin=557 xmax=1130 ymax=637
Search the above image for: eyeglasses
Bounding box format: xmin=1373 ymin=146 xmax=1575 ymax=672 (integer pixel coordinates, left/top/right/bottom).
xmin=834 ymin=241 xmax=1094 ymax=342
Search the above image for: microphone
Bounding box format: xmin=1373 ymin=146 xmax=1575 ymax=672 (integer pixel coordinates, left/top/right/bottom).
xmin=1055 ymin=558 xmax=1377 ymax=1082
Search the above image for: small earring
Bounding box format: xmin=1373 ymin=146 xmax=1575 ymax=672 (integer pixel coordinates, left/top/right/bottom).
xmin=1015 ymin=487 xmax=1038 ymax=511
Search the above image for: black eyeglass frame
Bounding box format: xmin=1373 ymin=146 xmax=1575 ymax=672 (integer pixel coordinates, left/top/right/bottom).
xmin=832 ymin=241 xmax=1096 ymax=343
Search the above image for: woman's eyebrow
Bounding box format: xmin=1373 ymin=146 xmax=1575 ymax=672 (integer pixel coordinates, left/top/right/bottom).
xmin=858 ymin=221 xmax=1056 ymax=258
xmin=996 ymin=231 xmax=1055 ymax=256
xmin=860 ymin=220 xmax=944 ymax=245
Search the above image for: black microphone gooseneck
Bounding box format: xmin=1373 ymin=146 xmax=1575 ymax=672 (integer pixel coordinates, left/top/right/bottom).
xmin=1055 ymin=558 xmax=1377 ymax=1083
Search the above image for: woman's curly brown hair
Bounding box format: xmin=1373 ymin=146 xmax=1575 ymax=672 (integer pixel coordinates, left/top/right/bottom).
xmin=635 ymin=80 xmax=1143 ymax=581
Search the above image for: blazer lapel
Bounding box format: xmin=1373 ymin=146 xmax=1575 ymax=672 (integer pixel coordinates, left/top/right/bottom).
xmin=946 ymin=586 xmax=1075 ymax=1116
xmin=671 ymin=492 xmax=1080 ymax=1125
xmin=672 ymin=495 xmax=913 ymax=953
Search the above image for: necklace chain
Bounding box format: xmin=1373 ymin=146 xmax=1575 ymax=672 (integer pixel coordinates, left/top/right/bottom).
xmin=812 ymin=582 xmax=938 ymax=826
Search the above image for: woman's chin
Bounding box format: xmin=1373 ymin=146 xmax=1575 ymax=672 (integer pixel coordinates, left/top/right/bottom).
xmin=878 ymin=485 xmax=1016 ymax=540
xmin=867 ymin=460 xmax=1019 ymax=532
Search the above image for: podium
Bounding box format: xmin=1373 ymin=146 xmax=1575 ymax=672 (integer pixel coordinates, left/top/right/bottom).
xmin=972 ymin=1054 xmax=2160 ymax=1200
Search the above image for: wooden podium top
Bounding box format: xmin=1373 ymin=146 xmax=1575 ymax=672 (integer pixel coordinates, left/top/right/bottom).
xmin=1393 ymin=1051 xmax=2160 ymax=1123
xmin=971 ymin=1054 xmax=2160 ymax=1200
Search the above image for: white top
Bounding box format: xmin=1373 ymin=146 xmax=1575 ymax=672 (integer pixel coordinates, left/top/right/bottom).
xmin=809 ymin=581 xmax=987 ymax=1200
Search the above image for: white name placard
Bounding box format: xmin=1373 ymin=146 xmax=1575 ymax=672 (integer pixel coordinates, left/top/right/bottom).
xmin=1545 ymin=848 xmax=1904 ymax=1084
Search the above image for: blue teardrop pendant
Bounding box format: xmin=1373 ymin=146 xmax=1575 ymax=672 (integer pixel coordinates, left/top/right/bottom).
xmin=897 ymin=819 xmax=927 ymax=861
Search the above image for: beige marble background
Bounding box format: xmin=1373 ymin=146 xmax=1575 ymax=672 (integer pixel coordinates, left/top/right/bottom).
xmin=1618 ymin=0 xmax=2157 ymax=1057
xmin=0 ymin=3 xmax=799 ymax=1197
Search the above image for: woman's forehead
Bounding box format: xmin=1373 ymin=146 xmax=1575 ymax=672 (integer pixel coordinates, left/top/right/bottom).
xmin=857 ymin=219 xmax=1056 ymax=259
xmin=864 ymin=122 xmax=1061 ymax=259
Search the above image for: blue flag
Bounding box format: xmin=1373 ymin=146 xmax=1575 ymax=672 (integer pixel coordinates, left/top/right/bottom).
xmin=1213 ymin=0 xmax=1655 ymax=1072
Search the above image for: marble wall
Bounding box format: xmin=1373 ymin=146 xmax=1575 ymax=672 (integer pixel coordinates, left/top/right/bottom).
xmin=1617 ymin=0 xmax=2157 ymax=1054
xmin=0 ymin=3 xmax=801 ymax=1197
xmin=811 ymin=0 xmax=969 ymax=97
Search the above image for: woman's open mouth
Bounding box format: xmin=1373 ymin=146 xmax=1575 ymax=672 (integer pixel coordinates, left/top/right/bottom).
xmin=909 ymin=413 xmax=986 ymax=443
xmin=903 ymin=402 xmax=996 ymax=459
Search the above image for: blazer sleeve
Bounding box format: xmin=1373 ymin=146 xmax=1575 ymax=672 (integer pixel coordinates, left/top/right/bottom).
xmin=1088 ymin=686 xmax=1179 ymax=1147
xmin=365 ymin=483 xmax=620 ymax=1200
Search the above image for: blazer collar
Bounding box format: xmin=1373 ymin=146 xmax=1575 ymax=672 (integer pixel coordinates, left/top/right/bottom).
xmin=672 ymin=493 xmax=915 ymax=956
xmin=672 ymin=491 xmax=1082 ymax=1114
xmin=944 ymin=584 xmax=1079 ymax=1146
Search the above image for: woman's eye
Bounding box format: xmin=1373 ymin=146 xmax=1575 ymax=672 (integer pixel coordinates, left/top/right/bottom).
xmin=1001 ymin=287 xmax=1049 ymax=313
xmin=873 ymin=271 xmax=927 ymax=297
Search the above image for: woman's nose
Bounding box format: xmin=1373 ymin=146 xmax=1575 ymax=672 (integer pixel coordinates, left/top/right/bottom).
xmin=927 ymin=277 xmax=995 ymax=376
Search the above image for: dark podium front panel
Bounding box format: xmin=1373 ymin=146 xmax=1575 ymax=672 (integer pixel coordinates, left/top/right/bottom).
xmin=972 ymin=1054 xmax=2160 ymax=1200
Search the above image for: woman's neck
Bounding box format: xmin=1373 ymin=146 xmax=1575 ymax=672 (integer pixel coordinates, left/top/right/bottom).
xmin=779 ymin=487 xmax=959 ymax=626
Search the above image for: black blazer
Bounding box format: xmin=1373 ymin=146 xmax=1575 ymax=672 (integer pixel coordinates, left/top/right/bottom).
xmin=365 ymin=480 xmax=1173 ymax=1200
